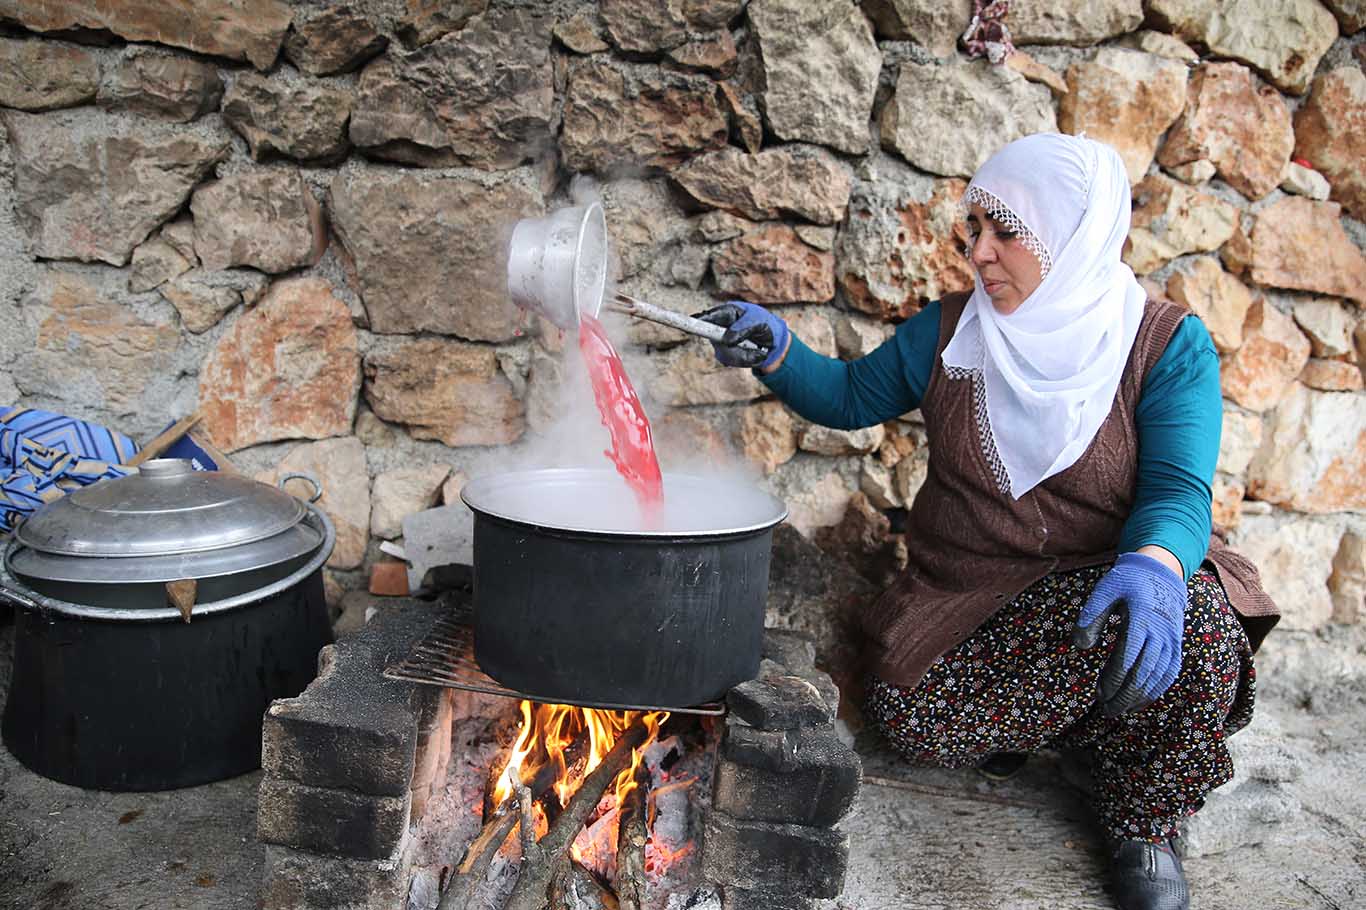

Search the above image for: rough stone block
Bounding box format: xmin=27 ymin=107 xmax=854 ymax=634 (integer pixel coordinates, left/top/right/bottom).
xmin=201 ymin=282 xmax=360 ymax=454
xmin=722 ymin=714 xmax=798 ymax=773
xmin=261 ymin=834 xmax=414 ymax=910
xmin=256 ymin=770 xmax=409 ymax=858
xmin=727 ymin=675 xmax=834 ymax=731
xmin=755 ymin=657 xmax=787 ymax=680
xmin=712 ymin=725 xmax=861 ymax=827
xmin=258 ymin=778 xmax=411 ymax=859
xmin=701 ymin=811 xmax=849 ymax=898
xmin=261 ymin=700 xmax=412 ymax=796
xmin=721 ymin=885 xmax=816 ymax=910
xmin=793 ymin=667 xmax=842 ymax=717
xmin=760 ymin=628 xmax=817 ymax=672
xmin=1181 ymin=778 xmax=1300 ymax=858
xmin=261 ymin=602 xmax=442 ymax=796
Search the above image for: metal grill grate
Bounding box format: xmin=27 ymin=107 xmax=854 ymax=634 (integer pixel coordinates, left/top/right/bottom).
xmin=383 ymin=603 xmax=725 ymax=716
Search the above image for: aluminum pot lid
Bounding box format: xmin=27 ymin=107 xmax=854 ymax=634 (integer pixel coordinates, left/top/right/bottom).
xmin=6 ymin=511 xmax=325 ymax=584
xmin=15 ymin=459 xmax=314 ymax=558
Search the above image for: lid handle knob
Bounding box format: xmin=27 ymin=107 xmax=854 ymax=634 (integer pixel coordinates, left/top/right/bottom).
xmin=138 ymin=459 xmax=195 ymax=479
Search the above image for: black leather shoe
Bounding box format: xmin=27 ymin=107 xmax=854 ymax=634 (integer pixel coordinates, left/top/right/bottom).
xmin=1110 ymin=838 xmax=1190 ymax=910
xmin=976 ymin=751 xmax=1028 ymax=781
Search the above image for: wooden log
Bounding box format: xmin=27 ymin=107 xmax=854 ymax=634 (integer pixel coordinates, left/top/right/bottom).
xmin=515 ymin=781 xmax=537 ymax=861
xmin=504 ymin=719 xmax=650 ymax=910
xmin=533 ymin=728 xmax=593 ymax=828
xmin=457 ymin=808 xmax=519 ymax=878
xmin=442 ymin=728 xmax=591 ymax=910
xmin=548 ymin=859 xmax=570 ymax=909
xmin=614 ymin=762 xmax=650 ymax=910
xmin=539 ymin=748 xmax=588 ymax=828
xmin=483 ymin=760 xmax=505 ymax=823
xmin=549 ymin=859 xmax=619 ymax=910
xmin=441 ymin=807 xmax=519 ymax=910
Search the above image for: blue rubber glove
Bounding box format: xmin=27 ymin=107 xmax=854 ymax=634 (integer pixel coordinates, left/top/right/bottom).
xmin=693 ymin=301 xmax=790 ymax=370
xmin=1071 ymin=552 xmax=1188 ymax=717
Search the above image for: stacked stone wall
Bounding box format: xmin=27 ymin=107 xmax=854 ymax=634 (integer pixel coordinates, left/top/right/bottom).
xmin=0 ymin=0 xmax=1361 ymax=646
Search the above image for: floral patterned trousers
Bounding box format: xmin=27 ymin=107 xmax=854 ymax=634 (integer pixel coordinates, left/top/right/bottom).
xmin=865 ymin=565 xmax=1256 ymax=842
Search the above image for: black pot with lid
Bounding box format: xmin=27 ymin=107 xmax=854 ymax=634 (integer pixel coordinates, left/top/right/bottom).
xmin=0 ymin=459 xmax=336 ymax=791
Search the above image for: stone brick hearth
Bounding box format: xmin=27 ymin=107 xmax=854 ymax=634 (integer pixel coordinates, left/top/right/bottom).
xmin=259 ymin=603 xmax=445 ymax=908
xmin=707 ymin=641 xmax=862 ymax=908
xmin=256 ymin=597 xmax=860 ymax=910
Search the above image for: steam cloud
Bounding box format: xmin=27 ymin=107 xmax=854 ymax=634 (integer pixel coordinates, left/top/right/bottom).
xmin=471 ymin=179 xmax=781 ymax=534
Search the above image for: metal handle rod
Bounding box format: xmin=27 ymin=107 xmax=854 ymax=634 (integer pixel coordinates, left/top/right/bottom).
xmin=609 ymin=294 xmax=762 ymax=351
xmin=0 ymin=581 xmax=41 ymax=612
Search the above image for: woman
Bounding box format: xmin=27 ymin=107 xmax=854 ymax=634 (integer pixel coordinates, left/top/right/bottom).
xmin=697 ymin=133 xmax=1278 ymax=910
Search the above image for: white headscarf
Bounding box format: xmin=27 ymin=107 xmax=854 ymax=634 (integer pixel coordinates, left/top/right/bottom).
xmin=941 ymin=133 xmax=1146 ymax=499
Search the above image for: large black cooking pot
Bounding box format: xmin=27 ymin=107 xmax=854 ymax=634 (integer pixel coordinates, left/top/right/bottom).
xmin=461 ymin=468 xmax=787 ymax=709
xmin=0 ymin=460 xmax=335 ymax=791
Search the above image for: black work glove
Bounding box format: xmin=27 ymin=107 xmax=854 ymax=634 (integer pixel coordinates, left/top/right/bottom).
xmin=692 ymin=301 xmax=790 ymax=370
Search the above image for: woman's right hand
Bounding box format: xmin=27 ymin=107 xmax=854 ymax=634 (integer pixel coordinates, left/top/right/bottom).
xmin=693 ymin=301 xmax=791 ymax=372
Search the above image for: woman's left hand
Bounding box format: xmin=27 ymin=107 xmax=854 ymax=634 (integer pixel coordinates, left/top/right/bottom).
xmin=1071 ymin=552 xmax=1188 ymax=716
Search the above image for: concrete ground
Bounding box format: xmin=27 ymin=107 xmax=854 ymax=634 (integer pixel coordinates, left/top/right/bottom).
xmin=2 ymin=615 xmax=1363 ymax=910
xmin=838 ymin=625 xmax=1366 ymax=910
xmin=0 ymin=615 xmax=263 ymax=910
xmin=841 ymin=705 xmax=1365 ymax=910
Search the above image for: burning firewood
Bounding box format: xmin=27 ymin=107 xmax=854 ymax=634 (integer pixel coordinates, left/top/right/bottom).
xmin=538 ymin=744 xmax=589 ymax=828
xmin=483 ymin=761 xmax=505 ymax=823
xmin=444 ymin=810 xmax=519 ymax=910
xmin=515 ymin=780 xmax=538 ymax=860
xmin=443 ymin=728 xmax=592 ymax=910
xmin=503 ymin=717 xmax=651 ymax=910
xmin=549 ymin=859 xmax=619 ymax=910
xmin=485 ymin=730 xmax=589 ymax=827
xmin=614 ymin=761 xmax=651 ymax=910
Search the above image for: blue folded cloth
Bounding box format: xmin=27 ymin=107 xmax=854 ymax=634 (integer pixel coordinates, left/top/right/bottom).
xmin=0 ymin=406 xmax=140 ymax=533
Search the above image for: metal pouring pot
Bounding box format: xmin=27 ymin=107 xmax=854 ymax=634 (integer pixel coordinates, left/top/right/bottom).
xmin=506 ymin=201 xmax=763 ymax=351
xmin=506 ymin=201 xmax=607 ymax=330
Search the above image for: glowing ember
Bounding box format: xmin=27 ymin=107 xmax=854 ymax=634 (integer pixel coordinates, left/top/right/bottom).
xmin=645 ymin=837 xmax=694 ymax=878
xmin=572 ymin=805 xmax=620 ymax=878
xmin=643 ymin=775 xmax=697 ymax=876
xmin=578 ymin=313 xmax=663 ymax=516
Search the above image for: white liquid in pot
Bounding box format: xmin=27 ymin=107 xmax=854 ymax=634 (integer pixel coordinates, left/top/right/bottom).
xmin=461 ymin=468 xmax=786 ymax=536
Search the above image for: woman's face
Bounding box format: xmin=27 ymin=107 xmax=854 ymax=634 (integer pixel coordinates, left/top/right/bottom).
xmin=964 ymin=203 xmax=1044 ymax=315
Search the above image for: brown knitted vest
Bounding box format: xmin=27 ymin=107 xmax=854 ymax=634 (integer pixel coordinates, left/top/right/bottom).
xmin=863 ymin=292 xmax=1279 ymax=688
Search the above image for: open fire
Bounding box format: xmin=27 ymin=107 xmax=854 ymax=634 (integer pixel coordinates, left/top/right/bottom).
xmin=449 ymin=701 xmax=710 ymax=910
xmin=492 ymin=703 xmax=690 ymax=876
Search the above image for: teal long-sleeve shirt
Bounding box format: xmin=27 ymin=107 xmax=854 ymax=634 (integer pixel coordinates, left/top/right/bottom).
xmin=761 ymin=300 xmax=1222 ymax=581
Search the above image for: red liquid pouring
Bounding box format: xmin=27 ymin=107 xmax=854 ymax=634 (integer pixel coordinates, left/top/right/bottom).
xmin=577 ymin=313 xmax=664 ymax=515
